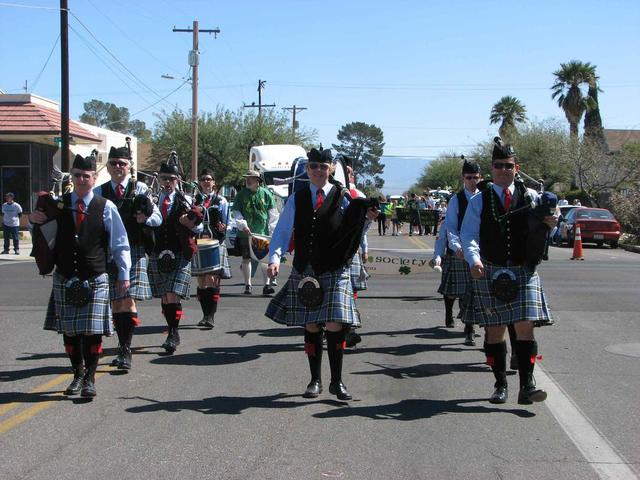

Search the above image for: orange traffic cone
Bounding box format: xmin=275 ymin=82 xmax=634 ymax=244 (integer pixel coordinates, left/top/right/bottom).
xmin=571 ymin=225 xmax=584 ymax=260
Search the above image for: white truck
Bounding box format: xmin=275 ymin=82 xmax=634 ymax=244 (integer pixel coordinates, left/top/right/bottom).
xmin=248 ymin=144 xmax=307 ymax=199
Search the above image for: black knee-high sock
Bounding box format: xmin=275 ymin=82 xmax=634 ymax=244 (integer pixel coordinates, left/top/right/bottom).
xmin=325 ymin=330 xmax=347 ymax=384
xmin=81 ymin=335 xmax=102 ymax=379
xmin=444 ymin=297 xmax=455 ymax=319
xmin=114 ymin=312 xmax=135 ymax=347
xmin=162 ymin=303 xmax=177 ymax=329
xmin=485 ymin=341 xmax=508 ymax=388
xmin=304 ymin=330 xmax=323 ymax=382
xmin=63 ymin=334 xmax=83 ymax=368
xmin=175 ymin=302 xmax=183 ymax=327
xmin=515 ymin=340 xmax=538 ymax=388
xmin=507 ymin=324 xmax=517 ymax=354
xmin=197 ymin=288 xmax=211 ymax=316
xmin=211 ymin=287 xmax=220 ymax=315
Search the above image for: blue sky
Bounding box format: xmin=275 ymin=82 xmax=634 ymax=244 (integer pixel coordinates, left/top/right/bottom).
xmin=1 ymin=0 xmax=639 ymax=193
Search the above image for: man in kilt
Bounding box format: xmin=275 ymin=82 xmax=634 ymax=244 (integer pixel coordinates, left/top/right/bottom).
xmin=266 ymin=148 xmax=378 ymax=401
xmin=437 ymin=158 xmax=481 ymax=344
xmin=148 ymin=163 xmax=203 ymax=354
xmin=31 ymin=154 xmax=131 ymax=398
xmin=193 ymin=168 xmax=231 ymax=329
xmin=461 ymin=138 xmax=556 ymax=405
xmin=94 ymin=145 xmax=161 ymax=370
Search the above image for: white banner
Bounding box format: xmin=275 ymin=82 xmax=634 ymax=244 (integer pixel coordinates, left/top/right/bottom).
xmin=365 ymin=248 xmax=437 ymax=275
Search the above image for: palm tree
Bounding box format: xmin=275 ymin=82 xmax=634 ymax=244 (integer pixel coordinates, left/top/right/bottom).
xmin=489 ymin=96 xmax=528 ymax=140
xmin=583 ymin=80 xmax=608 ymax=150
xmin=551 ymin=60 xmax=598 ymax=140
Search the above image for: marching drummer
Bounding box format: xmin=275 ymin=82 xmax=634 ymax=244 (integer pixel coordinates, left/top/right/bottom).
xmin=148 ymin=163 xmax=203 ymax=354
xmin=94 ymin=145 xmax=161 ymax=370
xmin=232 ymin=170 xmax=279 ymax=296
xmin=193 ymin=168 xmax=231 ymax=329
xmin=266 ymin=148 xmax=378 ymax=401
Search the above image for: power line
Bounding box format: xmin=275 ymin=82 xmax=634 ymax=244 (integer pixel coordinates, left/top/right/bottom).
xmin=0 ymin=2 xmax=60 ymax=10
xmin=30 ymin=33 xmax=60 ymax=91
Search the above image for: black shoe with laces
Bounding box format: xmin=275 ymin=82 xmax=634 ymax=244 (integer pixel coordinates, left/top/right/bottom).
xmin=64 ymin=367 xmax=85 ymax=395
xmin=489 ymin=385 xmax=508 ymax=404
xmin=303 ymin=379 xmax=322 ymax=398
xmin=329 ymin=381 xmax=352 ymax=401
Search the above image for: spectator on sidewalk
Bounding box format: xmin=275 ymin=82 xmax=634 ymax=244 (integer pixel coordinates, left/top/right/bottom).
xmin=2 ymin=192 xmax=23 ymax=255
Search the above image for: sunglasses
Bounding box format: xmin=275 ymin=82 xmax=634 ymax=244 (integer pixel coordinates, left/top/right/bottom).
xmin=308 ymin=162 xmax=329 ymax=171
xmin=159 ymin=176 xmax=177 ymax=182
xmin=464 ymin=175 xmax=480 ymax=180
xmin=492 ymin=162 xmax=516 ymax=170
xmin=200 ymin=177 xmax=214 ymax=182
xmin=108 ymin=160 xmax=129 ymax=168
xmin=73 ymin=172 xmax=92 ymax=180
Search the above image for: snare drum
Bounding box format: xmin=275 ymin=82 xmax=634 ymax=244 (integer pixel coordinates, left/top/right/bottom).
xmin=191 ymin=239 xmax=221 ymax=275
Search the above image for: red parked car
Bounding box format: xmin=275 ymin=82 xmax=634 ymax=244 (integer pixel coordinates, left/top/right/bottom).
xmin=559 ymin=207 xmax=621 ymax=248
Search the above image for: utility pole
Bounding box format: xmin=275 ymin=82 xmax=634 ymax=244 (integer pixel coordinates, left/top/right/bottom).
xmin=60 ymin=0 xmax=70 ymax=172
xmin=173 ymin=21 xmax=220 ymax=180
xmin=243 ymin=79 xmax=276 ymax=116
xmin=282 ymin=105 xmax=307 ymax=142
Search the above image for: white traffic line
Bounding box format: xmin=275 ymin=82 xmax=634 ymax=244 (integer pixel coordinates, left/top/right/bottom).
xmin=536 ymin=365 xmax=638 ymax=480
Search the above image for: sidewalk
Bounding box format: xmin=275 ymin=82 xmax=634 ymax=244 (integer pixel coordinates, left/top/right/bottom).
xmin=0 ymin=237 xmax=34 ymax=262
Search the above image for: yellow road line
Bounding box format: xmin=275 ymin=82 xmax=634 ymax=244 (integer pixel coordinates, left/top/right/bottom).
xmin=0 ymin=374 xmax=71 ymax=417
xmin=407 ymin=235 xmax=430 ymax=250
xmin=0 ymin=368 xmax=114 ymax=435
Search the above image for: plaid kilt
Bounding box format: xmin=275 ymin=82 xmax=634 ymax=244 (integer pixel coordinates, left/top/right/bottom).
xmin=469 ymin=260 xmax=553 ymax=327
xmin=43 ymin=289 xmax=58 ymax=331
xmin=47 ymin=272 xmax=113 ymax=336
xmin=148 ymin=252 xmax=192 ymax=299
xmin=108 ymin=245 xmax=152 ymax=301
xmin=350 ymin=253 xmax=369 ymax=292
xmin=265 ymin=265 xmax=361 ymax=327
xmin=437 ymin=252 xmax=472 ymax=298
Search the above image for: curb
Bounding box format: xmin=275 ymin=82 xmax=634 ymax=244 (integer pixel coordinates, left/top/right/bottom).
xmin=620 ymin=244 xmax=640 ymax=254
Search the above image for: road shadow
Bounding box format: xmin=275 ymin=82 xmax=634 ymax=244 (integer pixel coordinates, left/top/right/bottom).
xmin=123 ymin=393 xmax=345 ymax=415
xmin=349 ymin=342 xmax=467 ymax=357
xmin=227 ymin=327 xmax=301 ymax=338
xmin=351 ymin=361 xmax=487 ymax=380
xmin=361 ymin=326 xmax=468 ymax=341
xmin=15 ymin=352 xmax=67 ymax=361
xmin=313 ymin=398 xmax=535 ymax=420
xmin=0 ymin=390 xmax=70 ymax=404
xmin=150 ymin=342 xmax=301 ymax=367
xmin=0 ymin=365 xmax=68 ymax=382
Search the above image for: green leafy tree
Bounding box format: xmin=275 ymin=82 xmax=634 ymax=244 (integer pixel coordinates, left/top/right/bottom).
xmin=489 ymin=96 xmax=528 ymax=141
xmin=583 ymin=81 xmax=607 ymax=150
xmin=151 ymin=108 xmax=316 ymax=186
xmin=551 ymin=60 xmax=598 ymax=139
xmin=413 ymin=154 xmax=465 ymax=192
xmin=332 ymin=121 xmax=385 ymax=191
xmin=80 ymin=99 xmax=151 ymax=141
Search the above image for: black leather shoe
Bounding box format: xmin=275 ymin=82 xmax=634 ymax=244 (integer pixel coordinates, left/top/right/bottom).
xmin=518 ymin=385 xmax=547 ymax=405
xmin=197 ymin=316 xmax=207 ymax=327
xmin=329 ymin=381 xmax=352 ymax=401
xmin=445 ymin=315 xmax=455 ymax=328
xmin=345 ymin=330 xmax=362 ymax=348
xmin=303 ymin=379 xmax=323 ymax=398
xmin=203 ymin=318 xmax=214 ymax=329
xmin=64 ymin=368 xmax=85 ymax=395
xmin=110 ymin=347 xmax=124 ymax=367
xmin=163 ymin=331 xmax=176 ymax=354
xmin=262 ymin=285 xmax=275 ymax=296
xmin=119 ymin=346 xmax=132 ymax=370
xmin=489 ymin=385 xmax=508 ymax=404
xmin=464 ymin=331 xmax=476 ymax=346
xmin=80 ymin=376 xmax=96 ymax=398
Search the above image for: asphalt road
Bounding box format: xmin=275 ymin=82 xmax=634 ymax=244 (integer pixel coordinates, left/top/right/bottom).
xmin=0 ymin=233 xmax=638 ymax=480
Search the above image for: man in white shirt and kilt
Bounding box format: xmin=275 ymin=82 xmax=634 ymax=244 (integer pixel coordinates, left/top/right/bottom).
xmin=94 ymin=145 xmax=161 ymax=370
xmin=32 ymin=154 xmax=131 ymax=398
xmin=438 ymin=158 xmax=481 ymax=345
xmin=148 ymin=163 xmax=203 ymax=354
xmin=193 ymin=168 xmax=232 ymax=329
xmin=461 ymin=138 xmax=556 ymax=405
xmin=266 ymin=148 xmax=378 ymax=401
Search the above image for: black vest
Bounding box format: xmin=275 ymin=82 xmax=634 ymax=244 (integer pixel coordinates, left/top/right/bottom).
xmin=456 ymin=190 xmax=469 ymax=231
xmin=100 ymin=179 xmax=142 ymax=246
xmin=55 ymin=194 xmax=108 ymax=280
xmin=479 ymin=183 xmax=529 ymax=265
xmin=293 ymin=186 xmax=348 ymax=275
xmin=154 ymin=196 xmax=183 ymax=254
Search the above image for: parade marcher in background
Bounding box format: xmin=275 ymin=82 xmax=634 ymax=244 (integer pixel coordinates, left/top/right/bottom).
xmin=148 ymin=163 xmax=203 ymax=354
xmin=2 ymin=192 xmax=22 ymax=254
xmin=233 ymin=170 xmax=279 ymax=296
xmin=407 ymin=193 xmax=422 ymax=236
xmin=461 ymin=137 xmax=556 ymax=405
xmin=439 ymin=159 xmax=481 ymax=344
xmin=377 ymin=195 xmax=387 ymax=236
xmin=266 ymin=148 xmax=378 ymax=401
xmin=32 ymin=154 xmax=131 ymax=398
xmin=94 ymin=145 xmax=161 ymax=370
xmin=193 ymin=168 xmax=231 ymax=329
